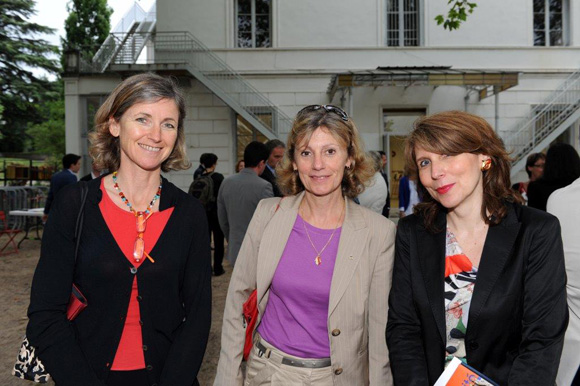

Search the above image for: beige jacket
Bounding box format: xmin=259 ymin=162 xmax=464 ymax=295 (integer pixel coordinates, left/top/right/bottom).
xmin=214 ymin=193 xmax=396 ymax=386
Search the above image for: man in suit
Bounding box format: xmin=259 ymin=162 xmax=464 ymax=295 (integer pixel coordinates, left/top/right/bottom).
xmin=378 ymin=150 xmax=391 ymax=217
xmin=217 ymin=141 xmax=273 ymax=266
xmin=260 ymin=139 xmax=285 ymax=197
xmin=548 ymin=177 xmax=580 ymax=386
xmin=43 ymin=153 xmax=81 ymax=221
xmin=80 ymin=161 xmax=102 ymax=181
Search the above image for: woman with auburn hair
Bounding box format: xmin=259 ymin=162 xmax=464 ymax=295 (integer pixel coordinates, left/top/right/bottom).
xmin=386 ymin=111 xmax=568 ymax=385
xmin=215 ymin=105 xmax=396 ymax=386
xmin=26 ymin=73 xmax=211 ymax=386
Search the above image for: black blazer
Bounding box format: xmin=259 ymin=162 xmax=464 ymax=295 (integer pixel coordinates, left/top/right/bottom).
xmin=260 ymin=166 xmax=283 ymax=197
xmin=27 ymin=176 xmax=212 ymax=386
xmin=386 ymin=202 xmax=568 ymax=385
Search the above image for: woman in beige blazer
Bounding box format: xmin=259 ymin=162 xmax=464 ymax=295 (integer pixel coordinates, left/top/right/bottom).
xmin=214 ymin=105 xmax=396 ymax=386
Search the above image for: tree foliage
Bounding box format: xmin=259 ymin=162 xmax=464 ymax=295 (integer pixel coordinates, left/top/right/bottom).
xmin=435 ymin=1 xmax=477 ymax=31
xmin=62 ymin=0 xmax=112 ymax=64
xmin=0 ymin=0 xmax=60 ymax=152
xmin=26 ymin=81 xmax=65 ymax=159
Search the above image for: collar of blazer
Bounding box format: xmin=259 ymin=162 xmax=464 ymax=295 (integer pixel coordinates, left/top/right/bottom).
xmin=416 ymin=202 xmax=521 ymax=345
xmin=256 ymin=191 xmax=370 ymax=317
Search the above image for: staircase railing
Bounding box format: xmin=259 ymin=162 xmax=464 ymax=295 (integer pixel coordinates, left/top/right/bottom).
xmin=91 ymin=3 xmax=148 ymax=73
xmin=503 ymin=68 xmax=580 ymax=169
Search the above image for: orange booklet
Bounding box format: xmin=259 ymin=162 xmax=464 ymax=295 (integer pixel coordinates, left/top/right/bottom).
xmin=434 ymin=357 xmax=498 ymax=386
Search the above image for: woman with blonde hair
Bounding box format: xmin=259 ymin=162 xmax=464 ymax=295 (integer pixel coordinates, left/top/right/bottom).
xmin=26 ymin=73 xmax=211 ymax=386
xmin=215 ymin=105 xmax=396 ymax=386
xmin=386 ymin=111 xmax=568 ymax=385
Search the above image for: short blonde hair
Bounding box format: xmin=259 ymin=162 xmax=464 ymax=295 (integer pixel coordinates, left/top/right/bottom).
xmin=277 ymin=106 xmax=374 ymax=198
xmin=89 ymin=73 xmax=190 ymax=172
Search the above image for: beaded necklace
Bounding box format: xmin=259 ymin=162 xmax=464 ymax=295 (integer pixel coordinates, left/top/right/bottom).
xmin=112 ymin=171 xmax=162 ymax=263
xmin=112 ymin=171 xmax=162 ymax=216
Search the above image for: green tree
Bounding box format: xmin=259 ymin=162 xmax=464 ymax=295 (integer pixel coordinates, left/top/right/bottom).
xmin=62 ymin=0 xmax=112 ymax=65
xmin=435 ymin=1 xmax=478 ymax=31
xmin=26 ymin=81 xmax=65 ymax=159
xmin=0 ymin=0 xmax=60 ymax=152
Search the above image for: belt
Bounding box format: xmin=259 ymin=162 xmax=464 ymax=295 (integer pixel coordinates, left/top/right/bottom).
xmin=255 ymin=340 xmax=332 ymax=369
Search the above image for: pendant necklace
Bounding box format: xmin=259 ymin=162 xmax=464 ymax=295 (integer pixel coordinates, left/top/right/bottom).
xmin=302 ymin=201 xmax=344 ymax=266
xmin=112 ymin=171 xmax=162 ymax=263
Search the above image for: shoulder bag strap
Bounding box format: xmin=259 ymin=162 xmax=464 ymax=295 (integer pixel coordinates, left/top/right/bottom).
xmin=73 ymin=182 xmax=89 ymax=262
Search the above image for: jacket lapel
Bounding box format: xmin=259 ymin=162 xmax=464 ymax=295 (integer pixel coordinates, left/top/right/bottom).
xmin=256 ymin=194 xmax=302 ymax=307
xmin=468 ymin=205 xmax=521 ymax=331
xmin=418 ymin=211 xmax=447 ymax=344
xmin=328 ymin=199 xmax=368 ymax=316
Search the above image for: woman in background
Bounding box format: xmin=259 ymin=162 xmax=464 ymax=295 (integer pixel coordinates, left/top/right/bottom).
xmin=387 ymin=111 xmax=568 ymax=385
xmin=527 ymin=143 xmax=580 ymax=211
xmin=26 ymin=73 xmax=211 ymax=386
xmin=357 ymin=151 xmax=389 ymax=214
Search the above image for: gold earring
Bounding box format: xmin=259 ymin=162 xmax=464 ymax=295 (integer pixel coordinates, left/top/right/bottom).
xmin=481 ymin=159 xmax=492 ymax=171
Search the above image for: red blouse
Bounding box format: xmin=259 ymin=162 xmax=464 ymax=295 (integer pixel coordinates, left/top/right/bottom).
xmin=99 ymin=179 xmax=173 ymax=370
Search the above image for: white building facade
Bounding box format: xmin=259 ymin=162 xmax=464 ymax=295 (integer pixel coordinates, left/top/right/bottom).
xmin=64 ymin=0 xmax=580 ymax=200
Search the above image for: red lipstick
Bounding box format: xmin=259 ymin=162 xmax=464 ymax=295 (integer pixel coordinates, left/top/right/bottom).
xmin=436 ymin=184 xmax=454 ymax=194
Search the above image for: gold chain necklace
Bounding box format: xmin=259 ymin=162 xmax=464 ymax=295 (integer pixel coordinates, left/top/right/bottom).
xmin=301 ymin=202 xmax=344 ymax=266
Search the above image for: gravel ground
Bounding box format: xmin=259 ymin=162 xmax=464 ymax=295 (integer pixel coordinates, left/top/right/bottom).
xmin=0 ymin=234 xmax=231 ymax=386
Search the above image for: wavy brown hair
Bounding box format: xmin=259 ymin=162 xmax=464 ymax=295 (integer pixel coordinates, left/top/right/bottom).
xmin=405 ymin=110 xmax=522 ymax=232
xmin=89 ymin=73 xmax=190 ymax=173
xmin=277 ymin=106 xmax=374 ymax=199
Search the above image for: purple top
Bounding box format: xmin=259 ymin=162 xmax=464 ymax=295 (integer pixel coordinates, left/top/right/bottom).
xmin=257 ymin=214 xmax=342 ymax=358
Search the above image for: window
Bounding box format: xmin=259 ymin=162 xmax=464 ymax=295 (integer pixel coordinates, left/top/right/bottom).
xmin=235 ymin=112 xmax=270 ymax=161
xmin=236 ymin=0 xmax=271 ymax=48
xmin=386 ymin=0 xmax=420 ymax=47
xmin=534 ymin=0 xmax=567 ymax=46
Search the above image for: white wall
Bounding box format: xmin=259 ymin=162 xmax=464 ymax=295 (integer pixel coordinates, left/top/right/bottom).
xmin=158 ymin=0 xmax=579 ymax=49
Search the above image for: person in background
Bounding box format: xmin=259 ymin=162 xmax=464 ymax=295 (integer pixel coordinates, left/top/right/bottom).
xmin=215 ymin=104 xmax=395 ymax=386
xmin=26 ymin=73 xmax=211 ymax=386
xmin=198 ymin=153 xmax=226 ymax=276
xmin=43 ymin=153 xmax=81 ymax=221
xmin=217 ymin=141 xmax=273 ymax=267
xmin=398 ymin=166 xmax=420 ymax=218
xmin=80 ymin=161 xmax=103 ymax=181
xmin=548 ymin=176 xmax=580 ymax=386
xmin=511 ymin=152 xmax=545 ymax=204
xmin=387 ymin=111 xmax=568 ymax=385
xmin=378 ymin=150 xmax=391 ymax=217
xmin=235 ymin=159 xmax=245 ymax=173
xmin=527 ymin=143 xmax=580 ymax=211
xmin=193 ymin=154 xmax=207 ymax=180
xmin=260 ymin=139 xmax=286 ymax=197
xmin=358 ymin=151 xmax=389 ymax=214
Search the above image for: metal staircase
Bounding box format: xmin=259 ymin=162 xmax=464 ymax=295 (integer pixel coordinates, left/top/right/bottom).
xmin=92 ymin=3 xmax=154 ymax=73
xmin=505 ymin=68 xmax=580 ymax=178
xmin=90 ymin=2 xmax=291 ymax=140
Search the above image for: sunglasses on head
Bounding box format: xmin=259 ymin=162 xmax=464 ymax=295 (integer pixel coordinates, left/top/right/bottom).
xmin=296 ymin=105 xmax=350 ymax=122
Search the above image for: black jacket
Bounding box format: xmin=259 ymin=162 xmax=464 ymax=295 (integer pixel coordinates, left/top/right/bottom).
xmin=27 ymin=176 xmax=212 ymax=386
xmin=260 ymin=166 xmax=282 ymax=197
xmin=386 ymin=202 xmax=568 ymax=385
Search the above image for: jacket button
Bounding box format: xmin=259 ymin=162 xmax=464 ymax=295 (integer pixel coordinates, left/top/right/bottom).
xmin=146 ymin=365 xmax=153 ymax=371
xmin=120 ymin=315 xmax=125 ymax=320
xmin=469 ymin=341 xmax=479 ymax=350
xmin=143 ymin=345 xmax=148 ymax=351
xmin=331 ymin=329 xmax=341 ymax=336
xmin=334 ymin=367 xmax=343 ymax=375
xmin=130 ymin=267 xmax=138 ymax=274
xmin=137 ymin=295 xmax=142 ymax=301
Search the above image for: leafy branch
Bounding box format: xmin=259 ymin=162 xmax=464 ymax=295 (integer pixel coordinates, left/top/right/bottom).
xmin=435 ymin=1 xmax=477 ymax=31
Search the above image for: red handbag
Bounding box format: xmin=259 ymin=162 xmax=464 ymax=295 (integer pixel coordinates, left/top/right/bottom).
xmin=242 ymin=289 xmax=258 ymax=361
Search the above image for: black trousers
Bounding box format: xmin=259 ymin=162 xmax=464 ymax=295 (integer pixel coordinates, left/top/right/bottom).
xmin=573 ymin=365 xmax=580 ymax=386
xmin=208 ymin=210 xmax=224 ymax=270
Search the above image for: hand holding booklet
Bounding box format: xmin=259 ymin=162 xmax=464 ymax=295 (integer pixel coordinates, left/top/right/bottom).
xmin=434 ymin=357 xmax=498 ymax=386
